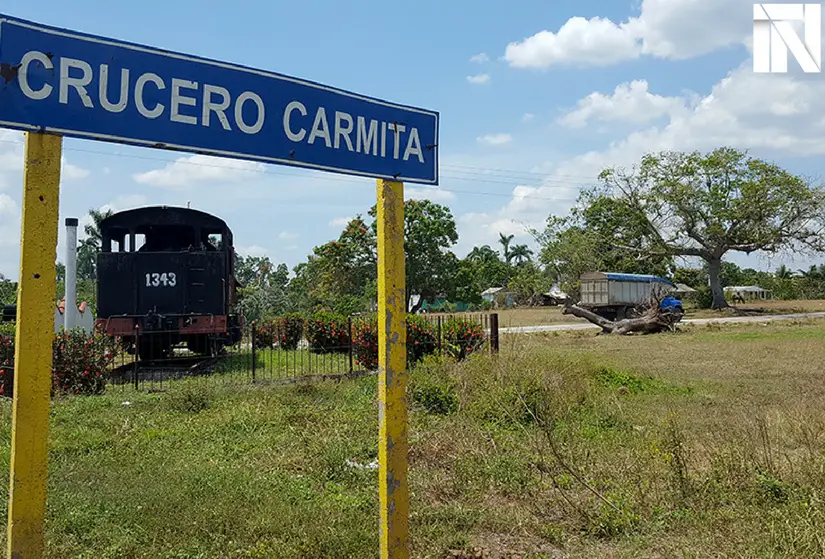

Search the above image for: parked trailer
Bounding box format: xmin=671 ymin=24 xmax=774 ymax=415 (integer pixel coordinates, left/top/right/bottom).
xmin=579 ymin=272 xmax=676 ymax=320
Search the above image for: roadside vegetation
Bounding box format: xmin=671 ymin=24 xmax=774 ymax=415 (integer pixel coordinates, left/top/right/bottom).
xmin=2 ymin=319 xmax=824 ymax=557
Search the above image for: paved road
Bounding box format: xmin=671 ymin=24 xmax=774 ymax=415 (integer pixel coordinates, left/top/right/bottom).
xmin=497 ymin=311 xmax=825 ymax=334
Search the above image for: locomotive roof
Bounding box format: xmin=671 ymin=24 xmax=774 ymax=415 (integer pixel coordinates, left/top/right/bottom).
xmin=100 ymin=206 xmax=231 ymax=233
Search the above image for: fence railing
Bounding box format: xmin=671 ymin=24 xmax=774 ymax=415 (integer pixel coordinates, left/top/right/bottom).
xmin=0 ymin=312 xmax=500 ymax=397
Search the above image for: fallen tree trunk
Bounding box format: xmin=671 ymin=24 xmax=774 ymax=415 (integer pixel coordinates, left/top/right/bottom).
xmin=562 ymin=303 xmax=683 ymax=335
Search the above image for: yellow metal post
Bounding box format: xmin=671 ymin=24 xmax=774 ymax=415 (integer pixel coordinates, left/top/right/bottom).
xmin=376 ymin=178 xmax=408 ymax=558
xmin=7 ymin=132 xmax=62 ymax=559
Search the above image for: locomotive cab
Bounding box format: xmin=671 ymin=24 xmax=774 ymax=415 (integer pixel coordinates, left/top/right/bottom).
xmin=95 ymin=206 xmax=242 ymax=360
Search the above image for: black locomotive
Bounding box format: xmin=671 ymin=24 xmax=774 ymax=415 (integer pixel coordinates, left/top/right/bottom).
xmin=95 ymin=206 xmax=243 ymax=360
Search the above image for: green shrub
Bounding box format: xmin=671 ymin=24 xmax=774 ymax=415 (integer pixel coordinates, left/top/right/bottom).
xmin=350 ymin=314 xmax=440 ymax=371
xmin=254 ymin=321 xmax=277 ymax=348
xmin=412 ymin=382 xmax=458 ymax=415
xmin=0 ymin=327 xmax=116 ymax=398
xmin=351 ymin=317 xmax=378 ymax=370
xmin=442 ymin=317 xmax=486 ymax=361
xmin=52 ymin=329 xmax=113 ymax=396
xmin=694 ymin=285 xmax=714 ymax=309
xmin=406 ymin=315 xmax=438 ymax=364
xmin=274 ymin=313 xmax=304 ymax=350
xmin=305 ymin=312 xmax=351 ymax=354
xmin=0 ymin=327 xmax=14 ymax=398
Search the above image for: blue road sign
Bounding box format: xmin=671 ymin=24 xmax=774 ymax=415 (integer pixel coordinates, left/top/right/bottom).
xmin=0 ymin=15 xmax=439 ymax=184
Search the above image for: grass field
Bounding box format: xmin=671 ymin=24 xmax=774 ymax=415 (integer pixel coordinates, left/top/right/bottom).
xmin=3 ymin=318 xmax=825 ymax=557
xmin=485 ymin=298 xmax=825 ymax=328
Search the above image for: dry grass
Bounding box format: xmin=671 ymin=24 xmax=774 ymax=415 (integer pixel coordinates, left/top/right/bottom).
xmin=2 ymin=318 xmax=825 ymax=557
xmin=437 ymin=299 xmax=825 ymax=329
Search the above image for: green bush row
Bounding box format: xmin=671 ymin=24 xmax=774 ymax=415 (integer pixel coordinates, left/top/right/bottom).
xmin=252 ymin=312 xmax=487 ymax=369
xmin=0 ymin=326 xmax=117 ymax=398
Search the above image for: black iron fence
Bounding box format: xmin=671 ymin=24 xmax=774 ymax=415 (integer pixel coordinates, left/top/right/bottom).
xmin=0 ymin=312 xmax=499 ymax=397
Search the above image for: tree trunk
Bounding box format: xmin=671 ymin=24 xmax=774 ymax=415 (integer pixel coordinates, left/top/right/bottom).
xmin=706 ymin=257 xmax=729 ymax=309
xmin=562 ymin=302 xmax=683 ymax=335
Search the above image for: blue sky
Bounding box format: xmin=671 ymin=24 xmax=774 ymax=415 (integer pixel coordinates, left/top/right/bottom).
xmin=2 ymin=0 xmax=825 ymax=280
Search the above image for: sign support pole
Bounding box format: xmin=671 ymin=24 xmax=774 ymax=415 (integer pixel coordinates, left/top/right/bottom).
xmin=376 ymin=178 xmax=408 ymax=559
xmin=7 ymin=132 xmax=62 ymax=559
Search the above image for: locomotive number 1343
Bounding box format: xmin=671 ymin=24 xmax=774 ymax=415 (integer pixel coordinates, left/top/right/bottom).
xmin=144 ymin=272 xmax=177 ymax=287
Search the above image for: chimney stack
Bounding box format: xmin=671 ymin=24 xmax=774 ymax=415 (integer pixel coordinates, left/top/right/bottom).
xmin=64 ymin=217 xmax=78 ymax=332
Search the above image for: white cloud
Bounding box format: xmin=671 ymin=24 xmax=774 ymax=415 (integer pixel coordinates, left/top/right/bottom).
xmin=236 ymin=245 xmax=268 ymax=258
xmin=133 ymin=154 xmax=265 ymax=188
xmin=557 ymin=79 xmax=688 ymax=128
xmin=329 ymin=217 xmax=352 ymax=227
xmin=505 ymin=17 xmax=641 ymax=68
xmin=462 ymin=58 xmax=825 ymax=258
xmin=503 ymin=0 xmax=748 ymax=68
xmin=522 ymin=113 xmax=535 ymax=122
xmin=278 ymin=231 xmax=298 ymax=240
xmin=0 ymin=194 xmax=20 ymax=247
xmin=477 ymin=133 xmax=513 ymax=146
xmin=62 ymin=160 xmax=91 ymax=180
xmin=0 ymin=130 xmax=24 ymax=190
xmin=470 ymin=53 xmax=490 ymax=63
xmin=552 ymin=63 xmax=825 ymax=181
xmin=467 ymin=73 xmax=491 ymax=85
xmin=406 ymin=187 xmax=456 ymax=203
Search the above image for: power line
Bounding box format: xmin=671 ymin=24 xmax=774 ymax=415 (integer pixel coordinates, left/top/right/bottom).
xmin=0 ymin=138 xmax=598 ymax=203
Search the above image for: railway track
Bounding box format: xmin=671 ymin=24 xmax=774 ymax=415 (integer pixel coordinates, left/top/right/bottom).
xmin=108 ymin=353 xmax=225 ymax=385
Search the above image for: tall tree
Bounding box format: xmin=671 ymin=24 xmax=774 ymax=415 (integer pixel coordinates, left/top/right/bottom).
xmin=582 ymin=147 xmax=825 ymax=308
xmin=368 ymin=199 xmax=459 ymax=313
xmin=534 ymin=208 xmax=674 ymax=297
xmin=498 ymin=233 xmax=515 ymax=264
xmin=76 ymin=208 xmax=113 ymax=281
xmin=466 ymin=245 xmax=510 ymax=288
xmin=0 ymin=273 xmax=16 ymax=306
xmin=234 ymin=254 xmax=291 ymax=321
xmin=509 ymin=244 xmax=533 ymax=265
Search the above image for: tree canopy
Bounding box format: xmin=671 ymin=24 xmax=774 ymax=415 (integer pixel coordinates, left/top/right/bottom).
xmin=539 ymin=147 xmax=825 ymax=307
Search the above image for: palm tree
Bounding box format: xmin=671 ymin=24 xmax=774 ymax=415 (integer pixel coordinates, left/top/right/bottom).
xmin=509 ymin=244 xmax=533 ymax=265
xmin=77 ymin=208 xmax=113 ymax=281
xmin=467 ymin=245 xmax=501 ymax=264
xmin=776 ymin=264 xmax=794 ymax=280
xmin=498 ymin=233 xmax=514 ymax=264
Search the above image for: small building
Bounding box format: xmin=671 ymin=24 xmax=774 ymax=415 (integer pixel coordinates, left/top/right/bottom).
xmin=481 ymin=287 xmax=516 ymax=308
xmin=673 ymin=283 xmax=698 ymax=299
xmin=723 ymin=285 xmax=772 ymax=302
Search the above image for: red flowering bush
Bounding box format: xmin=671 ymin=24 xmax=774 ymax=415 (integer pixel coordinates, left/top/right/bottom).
xmin=406 ymin=315 xmax=439 ymax=364
xmin=305 ymin=312 xmax=351 ymax=354
xmin=0 ymin=323 xmax=15 ymax=398
xmin=52 ymin=329 xmax=114 ymax=396
xmin=443 ymin=317 xmax=486 ymax=361
xmin=351 ymin=318 xmax=379 ymax=370
xmin=254 ymin=321 xmax=278 ymax=348
xmin=0 ymin=326 xmax=116 ymax=398
xmin=350 ymin=314 xmax=439 ymax=371
xmin=274 ymin=313 xmax=304 ymax=350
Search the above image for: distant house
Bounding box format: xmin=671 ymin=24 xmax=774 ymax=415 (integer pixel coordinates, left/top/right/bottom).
xmin=673 ymin=283 xmax=698 ymax=299
xmin=481 ymin=287 xmax=516 ymax=308
xmin=724 ymin=285 xmax=772 ymax=302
